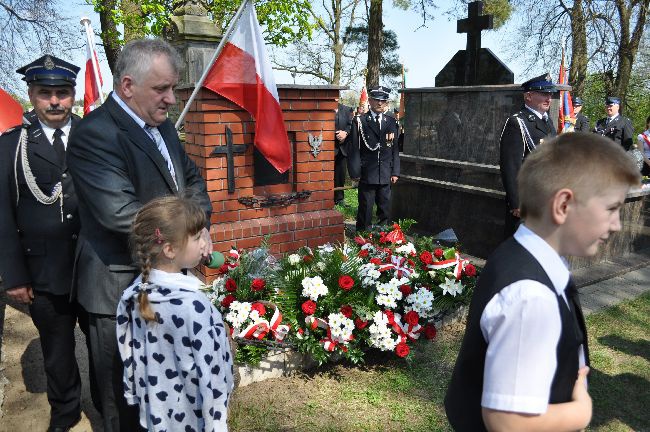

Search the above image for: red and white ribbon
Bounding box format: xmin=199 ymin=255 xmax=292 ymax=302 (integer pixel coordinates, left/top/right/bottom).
xmin=378 ymin=255 xmax=411 ymax=279
xmin=269 ymin=307 xmax=290 ymax=342
xmin=390 ymin=313 xmax=421 ymax=343
xmin=239 ymin=321 xmax=270 ymax=340
xmin=305 ymin=315 xmax=352 ymax=352
xmin=427 ymin=252 xmax=468 ymax=279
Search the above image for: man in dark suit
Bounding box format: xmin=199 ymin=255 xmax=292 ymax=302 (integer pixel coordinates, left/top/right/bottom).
xmin=573 ymin=96 xmax=590 ymax=132
xmin=594 ymin=96 xmax=634 ymax=150
xmin=334 ymin=103 xmax=353 ymax=204
xmin=348 ymin=85 xmax=400 ymax=232
xmin=499 ymin=73 xmax=557 ymax=238
xmin=67 ymin=39 xmax=212 ymax=432
xmin=0 ymin=55 xmax=83 ymax=432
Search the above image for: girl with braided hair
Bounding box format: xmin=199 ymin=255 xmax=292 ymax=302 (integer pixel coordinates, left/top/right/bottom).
xmin=116 ymin=196 xmax=233 ymax=431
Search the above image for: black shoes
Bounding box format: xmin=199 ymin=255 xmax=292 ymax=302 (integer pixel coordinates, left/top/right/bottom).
xmin=47 ymin=414 xmax=81 ymax=432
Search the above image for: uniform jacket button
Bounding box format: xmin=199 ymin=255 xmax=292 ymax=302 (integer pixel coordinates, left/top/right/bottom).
xmin=72 ymin=234 xmax=78 ymax=240
xmin=66 ymin=214 xmax=73 ymax=220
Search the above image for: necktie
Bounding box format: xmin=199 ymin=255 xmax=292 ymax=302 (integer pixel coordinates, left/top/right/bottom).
xmin=53 ymin=129 xmax=65 ymax=165
xmin=145 ymin=126 xmax=178 ymax=190
xmin=375 ymin=114 xmax=381 ymax=129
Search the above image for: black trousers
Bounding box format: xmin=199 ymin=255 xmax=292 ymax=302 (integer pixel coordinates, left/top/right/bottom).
xmin=357 ymin=182 xmax=391 ymax=231
xmin=334 ymin=151 xmax=347 ymax=204
xmin=83 ymin=310 xmax=140 ymax=432
xmin=503 ymin=205 xmax=521 ymax=239
xmin=29 ymin=291 xmax=81 ymax=428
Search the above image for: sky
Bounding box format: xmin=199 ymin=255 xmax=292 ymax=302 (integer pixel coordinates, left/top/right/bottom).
xmin=63 ymin=0 xmax=530 ymax=101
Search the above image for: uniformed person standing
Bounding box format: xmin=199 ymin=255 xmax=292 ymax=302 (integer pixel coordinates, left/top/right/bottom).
xmin=499 ymin=73 xmax=557 ymax=238
xmin=334 ymin=103 xmax=353 ymax=205
xmin=573 ymin=96 xmax=590 ymax=132
xmin=348 ymin=85 xmax=400 ymax=232
xmin=594 ymin=96 xmax=634 ymax=150
xmin=0 ymin=55 xmax=83 ymax=432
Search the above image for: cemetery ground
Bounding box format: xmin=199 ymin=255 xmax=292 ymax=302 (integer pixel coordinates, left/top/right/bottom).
xmin=0 ymin=280 xmax=648 ymax=431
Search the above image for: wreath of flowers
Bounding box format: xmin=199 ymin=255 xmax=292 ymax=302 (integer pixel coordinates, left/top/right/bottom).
xmin=204 ymin=222 xmax=478 ymax=365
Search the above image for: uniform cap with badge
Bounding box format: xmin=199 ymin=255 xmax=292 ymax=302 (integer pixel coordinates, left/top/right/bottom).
xmin=369 ymin=85 xmax=391 ymax=101
xmin=16 ymin=55 xmax=80 ymax=87
xmin=572 ymin=96 xmax=584 ymax=106
xmin=605 ymin=96 xmax=621 ymax=106
xmin=521 ymin=73 xmax=557 ymax=93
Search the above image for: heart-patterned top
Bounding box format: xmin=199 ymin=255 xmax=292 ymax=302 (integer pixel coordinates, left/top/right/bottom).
xmin=117 ymin=269 xmax=234 ymax=431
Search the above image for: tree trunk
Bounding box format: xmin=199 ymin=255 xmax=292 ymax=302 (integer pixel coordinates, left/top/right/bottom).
xmin=98 ymin=0 xmax=121 ymax=73
xmin=366 ymin=0 xmax=382 ymax=88
xmin=332 ymin=0 xmax=343 ymax=85
xmin=122 ymin=0 xmax=146 ymax=42
xmin=613 ymin=0 xmax=649 ymax=111
xmin=568 ymin=0 xmax=588 ymax=96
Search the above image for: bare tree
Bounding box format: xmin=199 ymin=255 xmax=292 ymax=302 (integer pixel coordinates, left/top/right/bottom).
xmin=0 ymin=0 xmax=81 ymax=93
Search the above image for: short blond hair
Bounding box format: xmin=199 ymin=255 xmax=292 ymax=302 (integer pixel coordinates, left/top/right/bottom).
xmin=518 ymin=133 xmax=641 ymax=219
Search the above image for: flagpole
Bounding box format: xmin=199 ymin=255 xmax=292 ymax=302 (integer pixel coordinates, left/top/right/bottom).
xmin=175 ymin=0 xmax=251 ymax=130
xmin=81 ymin=17 xmax=104 ymax=104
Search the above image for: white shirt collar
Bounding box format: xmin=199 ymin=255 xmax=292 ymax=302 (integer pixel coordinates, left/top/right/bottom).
xmin=38 ymin=118 xmax=72 ymax=146
xmin=608 ymin=114 xmax=619 ymax=121
xmin=513 ymin=224 xmax=570 ymax=296
xmin=524 ymin=105 xmax=546 ymax=120
xmin=111 ymin=92 xmax=148 ymax=129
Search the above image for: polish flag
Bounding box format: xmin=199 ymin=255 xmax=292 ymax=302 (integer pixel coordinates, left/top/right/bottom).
xmin=81 ymin=17 xmax=104 ymax=116
xmin=202 ymin=0 xmax=291 ymax=173
xmin=359 ymin=86 xmax=368 ymax=111
xmin=0 ymin=88 xmax=23 ymax=134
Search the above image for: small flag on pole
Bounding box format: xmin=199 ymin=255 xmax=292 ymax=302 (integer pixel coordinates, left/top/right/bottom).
xmin=359 ymin=86 xmax=368 ymax=112
xmin=557 ymin=48 xmax=574 ymax=133
xmin=398 ymin=64 xmax=406 ymax=119
xmin=81 ymin=17 xmax=104 ymax=116
xmin=0 ymin=88 xmax=23 ymax=134
xmin=201 ymin=0 xmax=291 ymax=173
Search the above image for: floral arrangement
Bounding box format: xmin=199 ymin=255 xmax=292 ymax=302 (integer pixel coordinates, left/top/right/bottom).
xmin=204 ymin=222 xmax=478 ymax=365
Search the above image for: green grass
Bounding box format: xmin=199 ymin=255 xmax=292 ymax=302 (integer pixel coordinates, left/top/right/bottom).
xmin=228 ymin=292 xmax=650 ymax=432
xmin=334 ymin=186 xmax=358 ymax=221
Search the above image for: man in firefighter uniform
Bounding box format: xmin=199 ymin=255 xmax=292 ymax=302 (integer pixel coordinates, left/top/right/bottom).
xmin=0 ymin=55 xmax=83 ymax=432
xmin=348 ymin=85 xmax=400 ymax=232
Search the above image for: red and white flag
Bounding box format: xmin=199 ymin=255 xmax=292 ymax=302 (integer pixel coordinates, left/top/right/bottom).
xmin=81 ymin=17 xmax=104 ymax=116
xmin=202 ymin=0 xmax=291 ymax=173
xmin=0 ymin=87 xmax=23 ymax=134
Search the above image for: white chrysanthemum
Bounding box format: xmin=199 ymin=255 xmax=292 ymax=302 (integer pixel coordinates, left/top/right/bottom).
xmin=316 ymin=261 xmax=327 ymax=272
xmin=395 ymin=242 xmax=416 ymax=255
xmin=359 ymin=263 xmax=381 ymax=287
xmin=368 ymin=313 xmax=398 ymax=351
xmin=328 ymin=312 xmax=354 ymax=343
xmin=410 ymin=271 xmax=420 ymax=279
xmin=405 ymin=287 xmax=435 ymax=318
xmin=225 ymin=301 xmax=252 ymax=328
xmin=288 ymin=254 xmax=301 ymax=265
xmin=301 ymin=275 xmax=328 ymax=300
xmin=440 ymin=277 xmax=464 ymax=297
xmin=375 ymin=280 xmax=403 ymax=309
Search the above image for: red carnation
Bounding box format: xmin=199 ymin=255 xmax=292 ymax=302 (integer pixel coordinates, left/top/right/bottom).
xmin=303 ymin=255 xmax=313 ymax=263
xmin=419 ymin=251 xmax=433 ymax=265
xmin=251 ymin=302 xmax=266 ymax=316
xmin=301 ymin=300 xmax=317 ymax=315
xmin=354 ymin=318 xmax=368 ymax=329
xmin=251 ymin=278 xmax=266 ymax=291
xmin=404 ymin=311 xmax=420 ymax=326
xmin=221 ymin=294 xmax=236 ymax=308
xmin=464 ymin=264 xmax=477 ymax=277
xmin=399 ymin=284 xmax=412 ymax=296
xmin=383 ymin=310 xmax=395 ymax=324
xmin=225 ymin=278 xmax=237 ymax=292
xmin=338 ymin=275 xmax=354 ymax=291
xmin=434 ymin=248 xmax=444 ymax=258
xmin=395 ymin=342 xmax=410 ymax=358
xmin=423 ymin=324 xmax=437 ymax=340
xmin=370 ymin=257 xmax=382 ymax=266
xmin=358 ymin=249 xmax=369 ymax=258
xmin=340 ymin=305 xmax=353 ymax=318
xmin=218 ymin=264 xmax=230 ymax=274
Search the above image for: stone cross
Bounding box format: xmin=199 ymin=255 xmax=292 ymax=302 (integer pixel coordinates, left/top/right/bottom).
xmin=457 ymin=1 xmax=493 ymax=85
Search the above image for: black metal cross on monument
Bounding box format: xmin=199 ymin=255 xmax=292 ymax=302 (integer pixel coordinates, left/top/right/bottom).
xmin=457 ymin=1 xmax=493 ymax=85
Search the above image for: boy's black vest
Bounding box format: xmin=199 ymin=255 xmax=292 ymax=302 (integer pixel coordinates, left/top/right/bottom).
xmin=444 ymin=237 xmax=589 ymax=431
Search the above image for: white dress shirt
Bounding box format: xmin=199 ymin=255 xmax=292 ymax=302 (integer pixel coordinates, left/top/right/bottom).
xmin=480 ymin=224 xmax=584 ymax=414
xmin=39 ymin=119 xmax=72 ymax=148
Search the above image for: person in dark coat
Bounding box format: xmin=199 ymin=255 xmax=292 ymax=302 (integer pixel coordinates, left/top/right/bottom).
xmin=0 ymin=55 xmax=83 ymax=432
xmin=572 ymin=96 xmax=590 ymax=132
xmin=67 ymin=38 xmax=212 ymax=432
xmin=334 ymin=103 xmax=353 ymax=204
xmin=499 ymin=73 xmax=558 ymax=239
xmin=594 ymin=96 xmax=634 ymax=150
xmin=347 ymin=85 xmax=400 ymax=232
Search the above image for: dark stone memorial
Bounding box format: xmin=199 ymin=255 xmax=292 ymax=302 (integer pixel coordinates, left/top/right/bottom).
xmin=392 ymin=1 xmax=650 ymax=268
